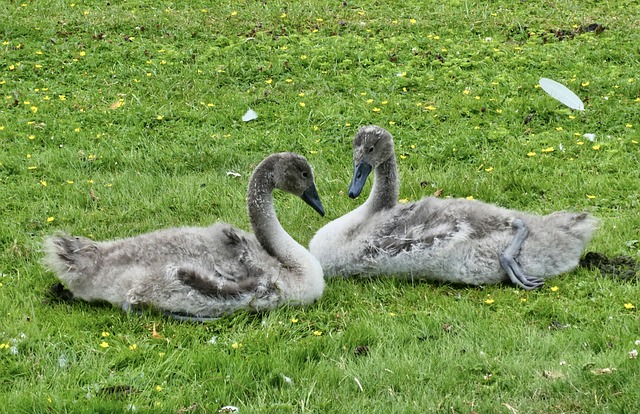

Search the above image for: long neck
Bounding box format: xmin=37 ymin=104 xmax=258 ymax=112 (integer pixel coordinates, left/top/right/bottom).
xmin=247 ymin=172 xmax=309 ymax=268
xmin=365 ymin=155 xmax=399 ymax=212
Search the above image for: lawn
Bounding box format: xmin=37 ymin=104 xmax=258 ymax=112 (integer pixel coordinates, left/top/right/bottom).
xmin=1 ymin=0 xmax=639 ymax=412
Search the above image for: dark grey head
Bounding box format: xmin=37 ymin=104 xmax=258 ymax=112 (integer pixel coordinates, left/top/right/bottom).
xmin=260 ymin=152 xmax=325 ymax=216
xmin=348 ymin=125 xmax=395 ymax=198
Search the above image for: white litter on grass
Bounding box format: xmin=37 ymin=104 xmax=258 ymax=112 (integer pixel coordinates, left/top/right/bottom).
xmin=539 ymin=77 xmax=585 ymax=111
xmin=282 ymin=374 xmax=292 ymax=385
xmin=218 ymin=406 xmax=239 ymax=413
xmin=241 ymin=108 xmax=258 ymax=122
xmin=354 ymin=377 xmax=363 ymax=392
xmin=583 ymin=133 xmax=596 ymax=141
xmin=58 ymin=354 xmax=68 ymax=368
xmin=226 ymin=171 xmax=241 ymax=178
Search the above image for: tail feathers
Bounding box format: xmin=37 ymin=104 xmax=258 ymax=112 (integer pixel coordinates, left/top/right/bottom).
xmin=43 ymin=234 xmax=101 ymax=277
xmin=548 ymin=212 xmax=598 ymax=245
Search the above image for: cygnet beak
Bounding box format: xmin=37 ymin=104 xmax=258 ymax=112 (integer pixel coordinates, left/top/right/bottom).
xmin=348 ymin=161 xmax=372 ymax=199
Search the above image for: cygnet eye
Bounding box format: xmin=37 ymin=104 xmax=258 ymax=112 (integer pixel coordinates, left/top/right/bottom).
xmin=302 ymin=171 xmax=309 ymax=178
xmin=368 ymin=146 xmax=374 ymax=153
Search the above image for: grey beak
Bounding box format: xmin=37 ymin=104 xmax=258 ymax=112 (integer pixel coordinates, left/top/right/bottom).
xmin=301 ymin=184 xmax=325 ymax=217
xmin=348 ymin=162 xmax=372 ymax=199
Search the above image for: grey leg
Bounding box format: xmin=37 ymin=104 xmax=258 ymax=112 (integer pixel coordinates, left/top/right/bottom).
xmin=121 ymin=301 xmax=217 ymax=322
xmin=499 ymin=219 xmax=545 ymax=290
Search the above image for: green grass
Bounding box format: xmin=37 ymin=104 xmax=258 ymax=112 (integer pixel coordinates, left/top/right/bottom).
xmin=1 ymin=0 xmax=639 ymax=412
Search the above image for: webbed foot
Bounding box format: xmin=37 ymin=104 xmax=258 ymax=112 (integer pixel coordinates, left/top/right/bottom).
xmin=499 ymin=219 xmax=544 ymax=290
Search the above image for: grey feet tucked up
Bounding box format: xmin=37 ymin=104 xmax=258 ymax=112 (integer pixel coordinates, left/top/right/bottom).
xmin=43 ymin=153 xmax=326 ymax=320
xmin=309 ymin=125 xmax=597 ymax=290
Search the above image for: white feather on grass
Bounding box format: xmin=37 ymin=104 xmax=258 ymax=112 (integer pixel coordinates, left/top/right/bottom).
xmin=241 ymin=108 xmax=258 ymax=122
xmin=539 ymin=78 xmax=585 ymax=111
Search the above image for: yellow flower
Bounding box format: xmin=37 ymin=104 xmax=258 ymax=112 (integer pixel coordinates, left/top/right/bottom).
xmin=372 ymin=107 xmax=381 ymax=112
xmin=463 ymin=89 xmax=470 ymax=95
xmin=592 ymin=145 xmax=601 ymax=150
xmin=265 ymin=79 xmax=272 ymax=85
xmin=101 ymin=331 xmax=110 ymax=337
xmin=484 ymin=299 xmax=495 ymax=304
xmin=541 ymin=147 xmax=554 ymax=153
xmin=155 ymin=385 xmax=162 ymax=391
xmin=527 ymin=152 xmax=536 ymax=157
xmin=409 ymin=18 xmax=417 ymax=24
xmin=581 ymin=81 xmax=590 ymax=87
xmin=555 ymin=127 xmax=563 ymax=131
xmin=129 ymin=344 xmax=137 ymax=350
xmin=626 ymin=124 xmax=633 ymax=128
xmin=299 ymin=102 xmax=305 ymax=107
xmin=399 ymin=198 xmax=409 ymax=203
xmin=466 ymin=196 xmax=474 ymax=200
xmin=290 ymin=318 xmax=298 ymax=323
xmin=485 ymin=167 xmax=493 ymax=172
xmin=99 ymin=341 xmax=109 ymax=348
xmin=587 ymin=195 xmax=596 ymax=199
xmin=550 ymin=286 xmax=559 ymax=292
xmin=47 ymin=217 xmax=54 ymax=222
xmin=231 ymin=342 xmax=242 ymax=349
xmin=624 ymin=303 xmax=635 ymax=309
xmin=424 ymin=105 xmax=436 ymax=111
xmin=79 ymin=51 xmax=86 ymax=57
xmin=280 ymin=13 xmax=287 ymax=18
xmin=313 ymin=331 xmax=322 ymax=336
xmin=230 ymin=11 xmax=238 ymax=16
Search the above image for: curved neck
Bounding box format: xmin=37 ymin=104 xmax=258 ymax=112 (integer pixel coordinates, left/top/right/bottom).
xmin=247 ymin=170 xmax=308 ymax=267
xmin=365 ymin=155 xmax=399 ymax=212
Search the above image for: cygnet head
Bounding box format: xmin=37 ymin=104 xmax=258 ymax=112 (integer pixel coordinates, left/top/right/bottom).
xmin=259 ymin=152 xmax=325 ymax=216
xmin=348 ymin=125 xmax=395 ymax=198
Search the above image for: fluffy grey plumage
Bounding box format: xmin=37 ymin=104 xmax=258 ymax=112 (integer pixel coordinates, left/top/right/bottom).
xmin=43 ymin=152 xmax=325 ymax=319
xmin=309 ymin=125 xmax=597 ymax=289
